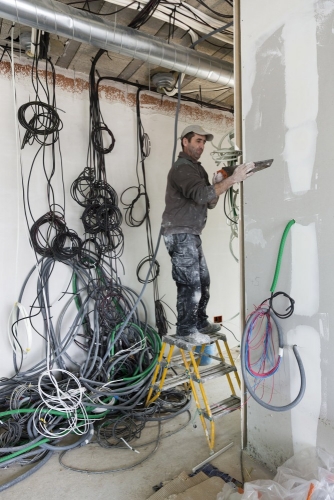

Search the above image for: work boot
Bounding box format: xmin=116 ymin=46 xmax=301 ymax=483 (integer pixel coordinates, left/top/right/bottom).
xmin=176 ymin=331 xmax=210 ymax=345
xmin=197 ymin=320 xmax=221 ymax=335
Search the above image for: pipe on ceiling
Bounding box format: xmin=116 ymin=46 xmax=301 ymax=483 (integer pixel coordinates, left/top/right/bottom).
xmin=0 ymin=0 xmax=234 ymax=87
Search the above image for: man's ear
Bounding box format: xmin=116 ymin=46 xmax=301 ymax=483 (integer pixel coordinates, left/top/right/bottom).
xmin=182 ymin=137 xmax=187 ymax=148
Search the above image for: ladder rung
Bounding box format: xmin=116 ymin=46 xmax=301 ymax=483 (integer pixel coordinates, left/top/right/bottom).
xmin=201 ymin=395 xmax=241 ymax=420
xmin=208 ymin=332 xmax=227 ymax=342
xmin=197 ymin=354 xmax=221 ymax=362
xmin=192 ymin=362 xmax=236 ymax=382
xmin=154 ymin=372 xmax=190 ymax=390
xmin=162 ymin=332 xmax=226 ymax=350
xmin=169 ymin=353 xmax=200 ymax=366
xmin=162 ymin=335 xmax=200 ymax=350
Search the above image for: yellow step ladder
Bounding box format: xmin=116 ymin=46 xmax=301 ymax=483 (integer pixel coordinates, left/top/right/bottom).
xmin=146 ymin=331 xmax=241 ymax=454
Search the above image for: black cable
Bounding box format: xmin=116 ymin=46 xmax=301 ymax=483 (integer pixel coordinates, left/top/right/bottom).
xmin=195 ymin=0 xmax=233 ymax=18
xmin=29 ymin=211 xmax=67 ymax=257
xmin=128 ymin=0 xmax=161 ymax=29
xmin=221 ymin=324 xmax=240 ymax=343
xmin=97 ymin=76 xmax=233 ymax=113
xmin=223 ymin=189 xmax=238 ymax=225
xmin=260 ymin=291 xmax=295 ymax=319
xmin=68 ymin=0 xmax=137 ymax=15
xmin=3 ymin=28 xmax=189 ymax=483
xmin=190 ymin=21 xmax=234 ymax=49
xmin=91 ymin=123 xmax=115 ymax=154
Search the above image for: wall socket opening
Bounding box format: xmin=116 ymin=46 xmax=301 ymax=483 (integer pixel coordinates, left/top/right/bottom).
xmin=213 ymin=315 xmax=223 ymax=323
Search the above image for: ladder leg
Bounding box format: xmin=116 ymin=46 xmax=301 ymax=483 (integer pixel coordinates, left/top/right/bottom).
xmin=196 ymin=344 xmax=206 ymax=367
xmin=188 ymin=350 xmax=215 ymax=453
xmin=180 ymin=349 xmax=214 ymax=453
xmin=223 ymin=339 xmax=241 ymax=389
xmin=216 ymin=340 xmax=236 ymax=395
xmin=146 ymin=343 xmax=174 ymax=405
xmin=146 ymin=342 xmax=167 ymax=405
xmin=148 ymin=344 xmax=175 ymax=405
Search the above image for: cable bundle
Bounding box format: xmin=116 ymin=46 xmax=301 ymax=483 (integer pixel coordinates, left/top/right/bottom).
xmin=29 ymin=212 xmax=67 ymax=258
xmin=71 ymin=50 xmax=124 ymax=261
xmin=78 ymin=237 xmax=102 ymax=268
xmin=128 ymin=0 xmax=161 ymax=29
xmin=241 ymin=220 xmax=306 ymax=412
xmin=29 ymin=211 xmax=83 ymax=262
xmin=211 ymin=129 xmax=242 ymax=262
xmin=120 ymin=88 xmax=175 ymax=336
xmin=4 ymin=37 xmax=189 ymax=486
xmin=52 ymin=229 xmax=82 ymax=261
xmin=91 ymin=123 xmax=115 ymax=154
xmin=18 ymin=101 xmax=63 ymax=149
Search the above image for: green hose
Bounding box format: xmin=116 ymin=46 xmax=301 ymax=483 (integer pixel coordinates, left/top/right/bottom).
xmin=0 ymin=408 xmax=108 ymax=420
xmin=0 ymin=438 xmax=51 ymax=464
xmin=270 ymin=219 xmax=295 ymax=293
xmin=108 ymin=322 xmax=161 ymax=383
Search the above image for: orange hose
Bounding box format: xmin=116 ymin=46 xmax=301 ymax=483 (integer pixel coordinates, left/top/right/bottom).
xmin=307 ymin=483 xmax=315 ymax=499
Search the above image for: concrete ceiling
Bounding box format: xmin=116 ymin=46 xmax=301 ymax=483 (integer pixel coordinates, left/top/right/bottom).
xmin=0 ymin=0 xmax=234 ymax=110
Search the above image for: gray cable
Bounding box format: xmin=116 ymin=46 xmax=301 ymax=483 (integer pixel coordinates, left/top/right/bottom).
xmin=240 ymin=308 xmax=306 ymax=412
xmin=0 ymin=451 xmax=53 ymax=492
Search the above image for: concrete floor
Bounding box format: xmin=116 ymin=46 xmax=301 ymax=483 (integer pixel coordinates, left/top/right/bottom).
xmin=0 ymin=349 xmax=275 ymax=499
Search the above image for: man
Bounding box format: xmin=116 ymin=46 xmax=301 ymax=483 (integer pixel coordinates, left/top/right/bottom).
xmin=161 ymin=124 xmax=254 ymax=344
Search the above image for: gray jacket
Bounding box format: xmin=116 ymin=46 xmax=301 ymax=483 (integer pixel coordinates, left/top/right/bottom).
xmin=161 ymin=152 xmax=217 ymax=235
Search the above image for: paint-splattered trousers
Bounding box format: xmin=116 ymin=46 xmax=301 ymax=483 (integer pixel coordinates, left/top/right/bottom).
xmin=163 ymin=233 xmax=210 ymax=336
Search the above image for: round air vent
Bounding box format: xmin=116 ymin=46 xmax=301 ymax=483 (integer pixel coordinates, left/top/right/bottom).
xmin=151 ymin=72 xmax=176 ymax=93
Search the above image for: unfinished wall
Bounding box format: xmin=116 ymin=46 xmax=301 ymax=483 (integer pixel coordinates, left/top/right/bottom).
xmin=0 ymin=57 xmax=238 ymax=379
xmin=241 ymin=0 xmax=334 ymax=469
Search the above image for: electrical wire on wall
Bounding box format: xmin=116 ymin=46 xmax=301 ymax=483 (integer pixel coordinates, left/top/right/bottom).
xmin=211 ymin=129 xmax=242 ymax=262
xmin=120 ymin=88 xmax=175 ymax=337
xmin=67 ymin=0 xmax=233 ymax=39
xmin=0 ymin=39 xmax=191 ymax=486
xmin=0 ymin=3 xmax=235 ymax=480
xmin=240 ymin=220 xmax=306 ymax=412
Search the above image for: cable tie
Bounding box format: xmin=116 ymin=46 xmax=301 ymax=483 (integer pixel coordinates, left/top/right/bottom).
xmin=278 ymin=347 xmax=284 ymax=357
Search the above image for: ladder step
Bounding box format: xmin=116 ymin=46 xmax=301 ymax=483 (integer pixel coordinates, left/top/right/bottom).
xmin=192 ymin=362 xmax=236 ymax=382
xmin=162 ymin=332 xmax=226 ymax=350
xmin=154 ymin=372 xmax=190 ymax=390
xmin=201 ymin=395 xmax=241 ymax=420
xmin=208 ymin=331 xmax=227 ymax=342
xmin=169 ymin=352 xmax=200 ymax=367
xmin=162 ymin=335 xmax=201 ymax=350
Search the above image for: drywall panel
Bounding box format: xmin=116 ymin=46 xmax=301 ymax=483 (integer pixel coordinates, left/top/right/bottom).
xmin=0 ymin=56 xmax=238 ymax=379
xmin=241 ymin=0 xmax=334 ymax=470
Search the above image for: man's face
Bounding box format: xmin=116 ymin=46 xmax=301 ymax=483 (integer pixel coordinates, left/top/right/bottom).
xmin=183 ymin=133 xmax=206 ymax=161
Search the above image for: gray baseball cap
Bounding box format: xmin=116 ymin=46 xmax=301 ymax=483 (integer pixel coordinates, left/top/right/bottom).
xmin=180 ymin=124 xmax=214 ymax=141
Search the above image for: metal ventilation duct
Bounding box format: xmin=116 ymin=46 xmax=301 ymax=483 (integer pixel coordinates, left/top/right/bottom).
xmin=0 ymin=0 xmax=234 ymax=87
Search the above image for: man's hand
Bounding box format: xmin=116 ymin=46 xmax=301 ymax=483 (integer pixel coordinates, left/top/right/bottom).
xmin=212 ymin=171 xmax=224 ymax=184
xmin=231 ymin=162 xmax=255 ymax=183
xmin=213 ymin=162 xmax=255 ymax=197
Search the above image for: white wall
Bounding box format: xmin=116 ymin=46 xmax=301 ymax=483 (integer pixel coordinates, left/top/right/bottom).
xmin=241 ymin=0 xmax=334 ymax=470
xmin=0 ymin=57 xmax=238 ymax=378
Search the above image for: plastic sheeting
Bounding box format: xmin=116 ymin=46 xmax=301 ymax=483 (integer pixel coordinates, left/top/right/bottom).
xmin=217 ymin=448 xmax=334 ymax=500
